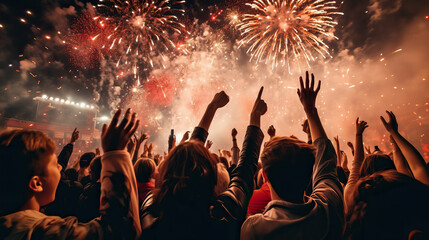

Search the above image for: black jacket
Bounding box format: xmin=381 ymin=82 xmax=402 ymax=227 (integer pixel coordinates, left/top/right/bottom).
xmin=140 ymin=125 xmax=264 ymax=240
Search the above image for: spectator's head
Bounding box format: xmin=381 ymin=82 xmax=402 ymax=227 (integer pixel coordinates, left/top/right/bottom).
xmin=79 ymin=152 xmax=95 ymax=169
xmin=154 ymin=140 xmax=217 ymax=208
xmin=64 ymin=168 xmax=78 ymax=181
xmin=89 ymin=156 xmax=102 ymax=182
xmin=211 ymin=153 xmax=220 ymax=163
xmin=359 ymin=154 xmax=395 ymax=178
xmin=346 ymin=170 xmax=429 ymax=240
xmin=134 ymin=158 xmax=156 ymax=183
xmin=261 ymin=136 xmax=315 ymax=203
xmin=0 ymin=130 xmax=60 ymax=216
xmin=256 ymin=168 xmax=268 ymax=189
xmin=219 ymin=156 xmax=229 ymax=170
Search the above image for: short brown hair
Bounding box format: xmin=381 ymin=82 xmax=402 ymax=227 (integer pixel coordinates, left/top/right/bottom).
xmin=0 ymin=129 xmax=56 ymax=215
xmin=261 ymin=136 xmax=315 ymax=201
xmin=134 ymin=158 xmax=156 ymax=183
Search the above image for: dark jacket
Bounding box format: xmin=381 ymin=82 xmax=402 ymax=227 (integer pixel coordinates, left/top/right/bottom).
xmin=44 ymin=143 xmax=83 ymax=218
xmin=140 ymin=125 xmax=264 ymax=240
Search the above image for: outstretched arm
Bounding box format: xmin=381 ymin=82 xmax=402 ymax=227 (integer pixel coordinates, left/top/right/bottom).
xmin=191 ymin=91 xmax=229 ymax=142
xmin=302 ymin=119 xmax=312 ymax=143
xmin=267 ymin=125 xmax=276 ymax=140
xmin=57 ymin=128 xmax=79 ymax=170
xmin=297 ymin=72 xmax=344 ymax=232
xmin=100 ymin=108 xmax=141 ymax=238
xmin=344 ymin=118 xmax=368 ymax=212
xmin=133 ymin=133 xmax=148 ymax=164
xmin=390 ymin=135 xmax=413 ymax=177
xmin=381 ymin=111 xmax=429 ymax=185
xmin=180 ymin=131 xmax=190 ymax=144
xmin=333 ymin=136 xmax=341 ymax=167
xmin=297 ymin=72 xmax=326 ymax=141
xmin=231 ymin=128 xmax=240 ymax=166
xmin=219 ymin=87 xmax=266 ymax=239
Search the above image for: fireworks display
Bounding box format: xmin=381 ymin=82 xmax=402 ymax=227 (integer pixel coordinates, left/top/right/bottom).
xmin=237 ymin=0 xmax=343 ymax=70
xmin=95 ymin=0 xmax=187 ymax=69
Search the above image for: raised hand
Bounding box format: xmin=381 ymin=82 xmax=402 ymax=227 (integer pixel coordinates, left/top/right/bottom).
xmin=95 ymin=148 xmax=101 ymax=156
xmin=333 ymin=136 xmax=339 ymax=145
xmin=147 ymin=143 xmax=154 ymax=157
xmin=347 ymin=141 xmax=355 ymax=156
xmin=341 ymin=151 xmax=349 ymax=171
xmin=356 ymin=117 xmax=369 ymax=136
xmin=231 ymin=128 xmax=238 ymax=138
xmin=267 ymin=125 xmax=276 ymax=138
xmin=297 ymin=71 xmax=321 ymax=112
xmin=380 ymin=111 xmax=399 ymax=134
xmin=210 ymin=91 xmax=230 ymax=109
xmin=197 ymin=90 xmax=230 ymax=133
xmin=297 ymin=72 xmax=326 ymax=140
xmin=206 ymin=140 xmax=213 ymax=150
xmin=301 ymin=119 xmax=310 ymax=135
xmin=101 ymin=108 xmax=140 ymax=153
xmin=223 ymin=150 xmax=232 ymax=158
xmin=127 ymin=138 xmax=136 ymax=156
xmin=250 ymin=87 xmax=268 ymax=127
xmin=180 ymin=131 xmax=190 ymax=144
xmin=137 ymin=132 xmax=149 ymax=145
xmin=70 ymin=128 xmax=79 ymax=144
xmin=364 ymin=145 xmax=372 ymax=155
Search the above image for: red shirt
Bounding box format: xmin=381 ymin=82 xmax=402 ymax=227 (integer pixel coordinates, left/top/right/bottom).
xmin=247 ymin=182 xmax=271 ymax=216
xmin=137 ymin=182 xmax=155 ymax=205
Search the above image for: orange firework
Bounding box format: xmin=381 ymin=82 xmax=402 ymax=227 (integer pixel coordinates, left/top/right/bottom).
xmin=238 ymin=0 xmax=343 ymax=71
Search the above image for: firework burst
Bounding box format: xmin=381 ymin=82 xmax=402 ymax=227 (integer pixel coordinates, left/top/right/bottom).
xmin=238 ymin=0 xmax=343 ymax=70
xmin=95 ymin=0 xmax=187 ymax=69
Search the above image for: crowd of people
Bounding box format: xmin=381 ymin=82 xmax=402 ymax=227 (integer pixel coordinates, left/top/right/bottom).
xmin=1 ymin=72 xmax=429 ymax=240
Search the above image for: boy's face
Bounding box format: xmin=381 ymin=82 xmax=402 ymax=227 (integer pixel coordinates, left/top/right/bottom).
xmin=37 ymin=153 xmax=62 ymax=206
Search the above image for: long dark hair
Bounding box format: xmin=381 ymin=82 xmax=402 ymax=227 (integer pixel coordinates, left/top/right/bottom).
xmin=345 ymin=170 xmax=429 ymax=240
xmin=152 ymin=140 xmax=218 ymax=218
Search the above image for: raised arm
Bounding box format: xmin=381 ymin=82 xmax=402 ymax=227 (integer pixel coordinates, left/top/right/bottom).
xmin=333 ymin=136 xmax=341 ymax=167
xmin=297 ymin=72 xmax=343 ymax=228
xmin=302 ymin=119 xmax=312 ymax=143
xmin=297 ymin=72 xmax=326 ymax=141
xmin=267 ymin=125 xmax=276 ymax=140
xmin=381 ymin=111 xmax=429 ymax=185
xmin=191 ymin=91 xmax=229 ymax=142
xmin=344 ymin=118 xmax=368 ymax=211
xmin=57 ymin=128 xmax=79 ymax=170
xmin=100 ymin=108 xmax=141 ymax=238
xmin=180 ymin=131 xmax=190 ymax=144
xmin=132 ymin=133 xmax=148 ymax=165
xmin=213 ymin=87 xmax=266 ymax=237
xmin=390 ymin=135 xmax=413 ymax=177
xmin=231 ymin=128 xmax=239 ymax=166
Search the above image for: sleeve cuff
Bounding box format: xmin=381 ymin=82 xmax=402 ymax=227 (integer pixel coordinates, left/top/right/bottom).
xmin=191 ymin=126 xmax=209 ymax=143
xmin=102 ymin=150 xmax=130 ymax=162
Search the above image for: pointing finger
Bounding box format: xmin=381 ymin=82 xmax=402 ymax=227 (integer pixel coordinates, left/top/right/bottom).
xmin=257 ymin=86 xmax=264 ymax=99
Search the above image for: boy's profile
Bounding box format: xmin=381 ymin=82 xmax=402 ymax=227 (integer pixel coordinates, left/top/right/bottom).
xmin=0 ymin=108 xmax=141 ymax=240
